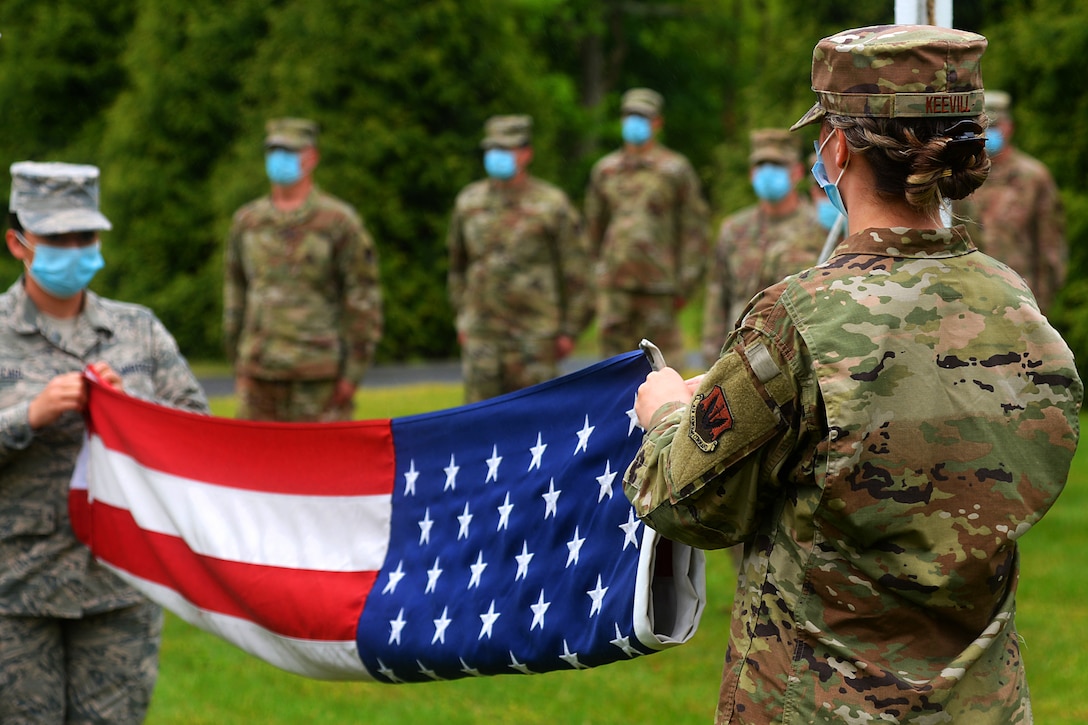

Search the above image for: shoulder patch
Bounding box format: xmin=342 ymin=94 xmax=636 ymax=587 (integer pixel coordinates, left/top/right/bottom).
xmin=689 ymin=385 xmax=734 ymax=452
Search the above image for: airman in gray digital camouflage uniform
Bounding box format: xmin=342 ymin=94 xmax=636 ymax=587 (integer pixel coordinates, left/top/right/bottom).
xmin=447 ymin=115 xmax=593 ymax=403
xmin=585 ymin=88 xmax=709 ymax=365
xmin=224 ymin=118 xmax=383 ymax=421
xmin=0 ymin=162 xmax=209 ymax=722
xmin=624 ymin=25 xmax=1082 ymax=724
xmin=702 ymin=129 xmax=825 ymax=367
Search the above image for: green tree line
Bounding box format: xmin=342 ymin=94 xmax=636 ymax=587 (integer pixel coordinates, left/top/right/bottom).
xmin=1 ymin=0 xmax=1083 ymax=375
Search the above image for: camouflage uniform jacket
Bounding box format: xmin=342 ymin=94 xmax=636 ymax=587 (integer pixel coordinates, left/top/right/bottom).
xmin=625 ymin=228 xmax=1082 ymax=723
xmin=447 ymin=175 xmax=593 ymax=339
xmin=585 ymin=144 xmax=709 ymax=295
xmin=0 ymin=279 xmax=209 ymax=617
xmin=702 ymin=199 xmax=825 ymax=365
xmin=968 ymin=147 xmax=1067 ymax=310
xmin=224 ymin=187 xmax=383 ymax=382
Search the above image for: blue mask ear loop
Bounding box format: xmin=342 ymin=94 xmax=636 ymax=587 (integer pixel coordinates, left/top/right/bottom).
xmin=817 ymin=132 xmax=849 ymax=197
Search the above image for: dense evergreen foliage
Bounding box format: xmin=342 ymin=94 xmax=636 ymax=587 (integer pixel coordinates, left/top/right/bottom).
xmin=0 ymin=1 xmax=1083 ymax=375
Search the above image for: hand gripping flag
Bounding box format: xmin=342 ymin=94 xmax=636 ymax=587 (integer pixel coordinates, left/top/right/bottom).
xmin=68 ymin=351 xmax=706 ymax=682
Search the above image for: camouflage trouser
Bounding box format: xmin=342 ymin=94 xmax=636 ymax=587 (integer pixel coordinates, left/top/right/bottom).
xmin=236 ymin=376 xmax=353 ymax=422
xmin=461 ymin=335 xmax=559 ymax=403
xmin=597 ymin=289 xmax=685 ymax=365
xmin=0 ymin=601 xmax=163 ymax=724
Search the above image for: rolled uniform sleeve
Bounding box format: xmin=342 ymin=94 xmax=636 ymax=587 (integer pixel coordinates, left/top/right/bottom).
xmin=624 ymin=316 xmax=803 ymax=549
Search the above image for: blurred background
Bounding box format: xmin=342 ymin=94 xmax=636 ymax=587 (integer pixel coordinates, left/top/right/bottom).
xmin=0 ymin=0 xmax=1083 ymax=374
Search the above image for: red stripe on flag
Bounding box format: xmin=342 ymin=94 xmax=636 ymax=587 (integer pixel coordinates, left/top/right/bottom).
xmin=91 ymin=498 xmax=374 ymax=642
xmin=85 ymin=380 xmax=395 ymax=497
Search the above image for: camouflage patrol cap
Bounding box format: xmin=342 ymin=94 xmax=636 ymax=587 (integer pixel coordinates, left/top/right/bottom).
xmin=621 ymin=88 xmax=664 ymax=118
xmin=791 ymin=25 xmax=987 ymax=131
xmin=265 ymin=118 xmax=319 ymax=150
xmin=749 ymin=129 xmax=800 ymax=166
xmin=9 ymin=161 xmax=112 ymax=235
xmin=480 ymin=115 xmax=533 ymax=149
xmin=984 ymin=89 xmax=1011 ymax=121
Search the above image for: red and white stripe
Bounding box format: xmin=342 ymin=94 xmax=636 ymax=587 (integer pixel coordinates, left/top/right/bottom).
xmin=69 ymin=381 xmax=396 ymax=680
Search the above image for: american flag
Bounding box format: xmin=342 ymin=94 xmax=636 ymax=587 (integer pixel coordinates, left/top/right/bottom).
xmin=69 ymin=351 xmax=705 ymax=681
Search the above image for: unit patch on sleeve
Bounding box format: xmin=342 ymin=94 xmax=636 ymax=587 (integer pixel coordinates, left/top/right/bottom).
xmin=689 ymin=385 xmax=734 ymax=452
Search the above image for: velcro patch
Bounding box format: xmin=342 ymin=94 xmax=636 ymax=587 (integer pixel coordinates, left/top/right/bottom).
xmin=689 ymin=385 xmax=734 ymax=452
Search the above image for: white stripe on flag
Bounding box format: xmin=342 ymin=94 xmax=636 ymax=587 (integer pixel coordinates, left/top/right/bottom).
xmin=112 ymin=571 xmax=374 ymax=680
xmin=86 ymin=435 xmax=392 ymax=571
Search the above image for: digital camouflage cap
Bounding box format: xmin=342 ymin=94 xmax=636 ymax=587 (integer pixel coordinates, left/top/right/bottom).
xmin=9 ymin=161 xmax=112 ymax=235
xmin=480 ymin=115 xmax=532 ymax=149
xmin=791 ymin=24 xmax=987 ymax=131
xmin=265 ymin=118 xmax=319 ymax=150
xmin=621 ymin=88 xmax=664 ymax=118
xmin=749 ymin=129 xmax=800 ymax=166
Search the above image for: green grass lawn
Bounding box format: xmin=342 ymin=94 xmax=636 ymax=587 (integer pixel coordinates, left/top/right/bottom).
xmin=146 ymin=386 xmax=1088 ymax=724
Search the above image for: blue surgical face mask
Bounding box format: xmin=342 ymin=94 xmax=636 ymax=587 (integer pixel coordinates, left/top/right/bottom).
xmin=811 ymin=136 xmax=849 ymax=220
xmin=621 ymin=114 xmax=653 ymax=146
xmin=17 ymin=232 xmax=105 ymax=299
xmin=984 ymin=126 xmax=1005 ymax=156
xmin=483 ymin=148 xmax=517 ymax=180
xmin=751 ymin=164 xmax=792 ymax=202
xmin=815 ymin=197 xmax=843 ymax=231
xmin=265 ymin=149 xmax=303 ymax=186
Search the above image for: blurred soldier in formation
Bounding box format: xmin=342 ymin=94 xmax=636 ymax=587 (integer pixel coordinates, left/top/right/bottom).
xmin=585 ymin=88 xmax=709 ymax=366
xmin=969 ymin=90 xmax=1067 ymax=311
xmin=447 ymin=115 xmax=593 ymax=403
xmin=224 ymin=118 xmax=383 ymax=421
xmin=1 ymin=161 xmax=209 ymax=722
xmin=701 ymin=129 xmax=825 ymax=366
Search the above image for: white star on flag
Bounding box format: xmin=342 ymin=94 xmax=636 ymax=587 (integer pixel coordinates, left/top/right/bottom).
xmin=596 ymin=460 xmax=617 ymax=502
xmin=404 ymin=460 xmax=419 ymax=496
xmin=444 ymin=454 xmax=460 ymax=491
xmin=574 ymin=415 xmax=595 ymax=454
xmin=485 ymin=445 xmax=502 ymax=483
xmin=528 ymin=433 xmax=547 ymax=471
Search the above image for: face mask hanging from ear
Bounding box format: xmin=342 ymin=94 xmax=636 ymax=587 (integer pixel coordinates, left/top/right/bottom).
xmin=811 ymin=135 xmax=849 ymax=220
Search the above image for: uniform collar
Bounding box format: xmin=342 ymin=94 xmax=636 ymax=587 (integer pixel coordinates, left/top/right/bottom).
xmin=7 ymin=276 xmax=114 ymax=339
xmin=827 ymin=225 xmax=976 ymax=261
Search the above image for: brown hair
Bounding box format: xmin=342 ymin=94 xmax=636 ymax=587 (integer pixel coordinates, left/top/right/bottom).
xmin=826 ymin=115 xmax=991 ymax=214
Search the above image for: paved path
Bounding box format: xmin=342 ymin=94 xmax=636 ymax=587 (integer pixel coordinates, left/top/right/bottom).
xmin=199 ymin=356 xmax=603 ymax=398
xmin=200 ymin=351 xmax=704 ymax=398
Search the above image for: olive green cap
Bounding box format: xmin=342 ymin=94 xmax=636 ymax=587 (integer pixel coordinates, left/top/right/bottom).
xmin=265 ymin=118 xmax=319 ymax=150
xmin=621 ymin=88 xmax=664 ymax=118
xmin=480 ymin=115 xmax=533 ymax=149
xmin=749 ymin=129 xmax=800 ymax=166
xmin=984 ymin=90 xmax=1011 ymax=121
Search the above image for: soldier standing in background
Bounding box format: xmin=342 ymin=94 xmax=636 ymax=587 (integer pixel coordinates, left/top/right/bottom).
xmin=585 ymin=88 xmax=709 ymax=365
xmin=224 ymin=118 xmax=383 ymax=421
xmin=701 ymin=129 xmax=825 ymax=366
xmin=967 ymin=90 xmax=1067 ymax=311
xmin=0 ymin=162 xmax=209 ymax=722
xmin=447 ymin=115 xmax=593 ymax=403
